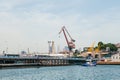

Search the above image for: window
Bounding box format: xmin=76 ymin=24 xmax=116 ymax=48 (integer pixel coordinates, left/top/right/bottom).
xmin=116 ymin=56 xmax=118 ymax=59
xmin=113 ymin=56 xmax=114 ymax=59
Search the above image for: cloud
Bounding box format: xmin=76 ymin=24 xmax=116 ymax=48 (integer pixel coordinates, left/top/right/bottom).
xmin=0 ymin=0 xmax=120 ymax=53
xmin=74 ymin=7 xmax=120 ymax=48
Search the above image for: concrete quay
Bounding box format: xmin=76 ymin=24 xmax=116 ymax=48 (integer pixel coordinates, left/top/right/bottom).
xmin=0 ymin=57 xmax=87 ymax=68
xmin=97 ymin=61 xmax=120 ymax=65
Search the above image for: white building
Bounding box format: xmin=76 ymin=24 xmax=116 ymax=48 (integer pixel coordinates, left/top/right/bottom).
xmin=116 ymin=43 xmax=120 ymax=52
xmin=111 ymin=52 xmax=120 ymax=62
xmin=111 ymin=43 xmax=120 ymax=62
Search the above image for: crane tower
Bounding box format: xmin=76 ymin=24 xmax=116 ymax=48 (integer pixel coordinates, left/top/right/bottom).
xmin=59 ymin=26 xmax=75 ymax=52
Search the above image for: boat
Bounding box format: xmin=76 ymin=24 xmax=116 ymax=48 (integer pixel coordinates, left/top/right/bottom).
xmin=82 ymin=59 xmax=96 ymax=66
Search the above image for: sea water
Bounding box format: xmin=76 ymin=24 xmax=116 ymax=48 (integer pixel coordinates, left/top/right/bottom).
xmin=0 ymin=65 xmax=120 ymax=80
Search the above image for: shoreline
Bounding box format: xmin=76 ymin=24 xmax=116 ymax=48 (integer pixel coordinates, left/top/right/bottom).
xmin=97 ymin=61 xmax=120 ymax=65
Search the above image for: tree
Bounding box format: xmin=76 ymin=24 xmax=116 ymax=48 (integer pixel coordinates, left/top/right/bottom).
xmin=105 ymin=43 xmax=117 ymax=51
xmin=97 ymin=41 xmax=118 ymax=52
xmin=98 ymin=41 xmax=104 ymax=47
xmin=73 ymin=49 xmax=80 ymax=57
xmin=98 ymin=41 xmax=105 ymax=50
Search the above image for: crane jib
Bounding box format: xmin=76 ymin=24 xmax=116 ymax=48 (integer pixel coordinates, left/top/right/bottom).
xmin=59 ymin=26 xmax=75 ymax=51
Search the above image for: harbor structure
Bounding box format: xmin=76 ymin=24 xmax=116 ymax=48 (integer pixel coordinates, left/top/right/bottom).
xmin=0 ymin=25 xmax=120 ymax=67
xmin=48 ymin=41 xmax=56 ymax=54
xmin=59 ymin=26 xmax=75 ymax=52
xmin=0 ymin=55 xmax=88 ymax=68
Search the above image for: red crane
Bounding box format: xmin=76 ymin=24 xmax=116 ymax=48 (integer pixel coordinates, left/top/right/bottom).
xmin=59 ymin=26 xmax=75 ymax=52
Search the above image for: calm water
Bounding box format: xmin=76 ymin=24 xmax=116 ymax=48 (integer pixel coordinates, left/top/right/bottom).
xmin=0 ymin=65 xmax=120 ymax=80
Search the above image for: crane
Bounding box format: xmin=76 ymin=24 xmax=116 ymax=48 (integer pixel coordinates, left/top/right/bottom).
xmin=88 ymin=42 xmax=95 ymax=52
xmin=59 ymin=26 xmax=75 ymax=52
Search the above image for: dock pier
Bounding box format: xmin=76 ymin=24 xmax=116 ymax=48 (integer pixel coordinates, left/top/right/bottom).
xmin=0 ymin=57 xmax=87 ymax=68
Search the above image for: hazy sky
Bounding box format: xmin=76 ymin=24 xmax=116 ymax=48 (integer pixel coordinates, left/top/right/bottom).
xmin=0 ymin=0 xmax=120 ymax=53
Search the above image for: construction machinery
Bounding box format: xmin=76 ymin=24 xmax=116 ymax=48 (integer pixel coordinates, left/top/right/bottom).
xmin=88 ymin=42 xmax=95 ymax=52
xmin=59 ymin=26 xmax=75 ymax=52
xmin=87 ymin=42 xmax=101 ymax=58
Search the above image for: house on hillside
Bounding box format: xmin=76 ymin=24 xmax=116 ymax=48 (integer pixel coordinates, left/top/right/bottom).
xmin=111 ymin=43 xmax=120 ymax=62
xmin=115 ymin=43 xmax=120 ymax=52
xmin=111 ymin=52 xmax=120 ymax=62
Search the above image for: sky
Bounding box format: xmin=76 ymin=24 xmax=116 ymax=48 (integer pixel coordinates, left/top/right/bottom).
xmin=0 ymin=0 xmax=120 ymax=54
